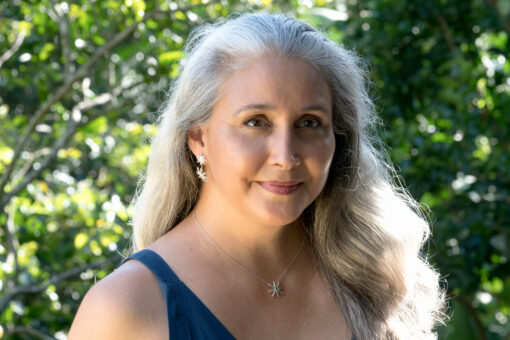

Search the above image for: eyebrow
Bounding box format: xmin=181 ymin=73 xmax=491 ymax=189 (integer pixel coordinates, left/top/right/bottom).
xmin=233 ymin=104 xmax=330 ymax=116
xmin=301 ymin=105 xmax=331 ymax=115
xmin=233 ymin=104 xmax=276 ymax=116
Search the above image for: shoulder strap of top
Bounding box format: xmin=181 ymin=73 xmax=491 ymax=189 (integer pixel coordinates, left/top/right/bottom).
xmin=124 ymin=249 xmax=192 ymax=339
xmin=125 ymin=249 xmax=181 ymax=287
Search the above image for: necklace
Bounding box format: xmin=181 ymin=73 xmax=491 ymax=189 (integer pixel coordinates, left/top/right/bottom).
xmin=193 ymin=211 xmax=305 ymax=298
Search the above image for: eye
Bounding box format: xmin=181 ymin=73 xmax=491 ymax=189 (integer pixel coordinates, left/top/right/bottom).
xmin=297 ymin=117 xmax=322 ymax=128
xmin=244 ymin=116 xmax=270 ymax=128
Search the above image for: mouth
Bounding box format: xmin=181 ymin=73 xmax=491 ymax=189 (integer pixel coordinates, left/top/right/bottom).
xmin=256 ymin=181 xmax=303 ymax=195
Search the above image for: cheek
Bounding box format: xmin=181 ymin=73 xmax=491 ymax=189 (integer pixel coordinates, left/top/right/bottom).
xmin=323 ymin=136 xmax=336 ymax=173
xmin=207 ymin=128 xmax=266 ymax=182
xmin=304 ymin=134 xmax=335 ymax=184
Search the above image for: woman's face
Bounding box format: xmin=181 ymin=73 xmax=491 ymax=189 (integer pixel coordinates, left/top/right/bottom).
xmin=193 ymin=54 xmax=335 ymax=226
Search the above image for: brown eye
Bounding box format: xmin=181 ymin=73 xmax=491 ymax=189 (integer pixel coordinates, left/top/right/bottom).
xmin=297 ymin=117 xmax=321 ymax=128
xmin=244 ymin=117 xmax=270 ymax=128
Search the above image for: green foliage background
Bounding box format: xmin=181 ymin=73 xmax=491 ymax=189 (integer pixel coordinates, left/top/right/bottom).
xmin=0 ymin=0 xmax=508 ymax=339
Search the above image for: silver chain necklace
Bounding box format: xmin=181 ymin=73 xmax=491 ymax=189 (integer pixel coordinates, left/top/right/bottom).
xmin=193 ymin=211 xmax=305 ymax=298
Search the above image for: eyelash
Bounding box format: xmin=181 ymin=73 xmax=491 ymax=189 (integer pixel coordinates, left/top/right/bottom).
xmin=297 ymin=118 xmax=321 ymax=128
xmin=244 ymin=117 xmax=270 ymax=128
xmin=243 ymin=116 xmax=322 ymax=129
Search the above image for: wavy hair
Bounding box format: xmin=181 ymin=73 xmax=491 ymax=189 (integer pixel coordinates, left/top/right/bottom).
xmin=131 ymin=13 xmax=445 ymax=339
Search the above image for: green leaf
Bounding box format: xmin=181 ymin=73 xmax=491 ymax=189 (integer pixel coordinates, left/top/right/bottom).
xmin=158 ymin=50 xmax=183 ymax=64
xmin=92 ymin=35 xmax=106 ymax=45
xmin=38 ymin=43 xmax=55 ymax=61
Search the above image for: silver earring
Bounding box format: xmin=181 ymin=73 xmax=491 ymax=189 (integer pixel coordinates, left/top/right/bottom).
xmin=196 ymin=154 xmax=208 ymax=182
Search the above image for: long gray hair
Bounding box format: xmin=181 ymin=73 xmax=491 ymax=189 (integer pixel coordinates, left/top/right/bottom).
xmin=132 ymin=13 xmax=445 ymax=339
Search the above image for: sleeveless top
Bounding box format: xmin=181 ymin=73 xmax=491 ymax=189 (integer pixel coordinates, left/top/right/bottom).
xmin=126 ymin=249 xmax=355 ymax=340
xmin=126 ymin=249 xmax=236 ymax=339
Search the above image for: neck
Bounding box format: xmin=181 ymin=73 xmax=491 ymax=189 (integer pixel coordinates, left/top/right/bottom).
xmin=191 ymin=193 xmax=308 ymax=279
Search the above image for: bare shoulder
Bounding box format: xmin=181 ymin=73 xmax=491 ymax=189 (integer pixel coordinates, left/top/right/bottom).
xmin=68 ymin=259 xmax=167 ymax=340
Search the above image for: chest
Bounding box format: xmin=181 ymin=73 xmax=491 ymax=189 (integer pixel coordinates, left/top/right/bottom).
xmin=224 ymin=285 xmax=350 ymax=339
xmin=179 ymin=268 xmax=350 ymax=340
xmin=148 ymin=230 xmax=351 ymax=339
xmin=224 ymin=300 xmax=350 ymax=340
xmin=146 ymin=271 xmax=350 ymax=340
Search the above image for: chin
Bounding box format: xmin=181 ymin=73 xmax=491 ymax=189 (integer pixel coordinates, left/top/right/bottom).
xmin=253 ymin=203 xmax=307 ymax=226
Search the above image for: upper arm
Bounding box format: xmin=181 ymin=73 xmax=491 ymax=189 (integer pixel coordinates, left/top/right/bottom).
xmin=68 ymin=261 xmax=166 ymax=340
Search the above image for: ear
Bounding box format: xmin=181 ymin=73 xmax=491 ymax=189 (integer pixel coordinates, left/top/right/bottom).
xmin=187 ymin=126 xmax=207 ymax=158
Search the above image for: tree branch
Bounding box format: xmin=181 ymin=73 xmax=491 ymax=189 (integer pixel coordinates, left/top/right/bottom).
xmin=0 ymin=256 xmax=119 ymax=315
xmin=433 ymin=12 xmax=457 ymax=52
xmin=48 ymin=0 xmax=73 ymax=80
xmin=456 ymin=295 xmax=487 ymax=340
xmin=0 ymin=121 xmax=79 ymax=209
xmin=0 ymin=2 xmax=208 ymax=204
xmin=4 ymin=325 xmax=57 ymax=340
xmin=5 ymin=204 xmax=20 ymax=279
xmin=486 ymin=0 xmax=510 ymax=36
xmin=0 ymin=81 xmax=140 ymax=209
xmin=10 ymin=148 xmax=51 ymax=186
xmin=0 ymin=32 xmax=25 ymax=69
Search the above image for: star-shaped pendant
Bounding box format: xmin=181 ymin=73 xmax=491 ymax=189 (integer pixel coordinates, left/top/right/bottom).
xmin=267 ymin=281 xmax=283 ymax=298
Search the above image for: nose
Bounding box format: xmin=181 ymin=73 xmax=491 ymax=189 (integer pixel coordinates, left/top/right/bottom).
xmin=268 ymin=127 xmax=302 ymax=170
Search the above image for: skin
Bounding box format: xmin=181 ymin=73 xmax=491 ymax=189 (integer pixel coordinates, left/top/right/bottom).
xmin=69 ymin=54 xmax=350 ymax=339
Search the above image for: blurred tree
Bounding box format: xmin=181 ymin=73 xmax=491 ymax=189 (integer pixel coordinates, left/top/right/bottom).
xmin=0 ymin=0 xmax=508 ymax=339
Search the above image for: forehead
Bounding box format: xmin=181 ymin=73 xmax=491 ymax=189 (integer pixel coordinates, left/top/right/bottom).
xmin=213 ymin=54 xmax=332 ymax=115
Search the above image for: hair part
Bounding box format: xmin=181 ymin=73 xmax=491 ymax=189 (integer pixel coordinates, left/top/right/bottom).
xmin=131 ymin=13 xmax=445 ymax=339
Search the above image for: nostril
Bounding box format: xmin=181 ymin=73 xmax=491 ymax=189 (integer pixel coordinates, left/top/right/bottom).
xmin=271 ymin=153 xmax=301 ymax=170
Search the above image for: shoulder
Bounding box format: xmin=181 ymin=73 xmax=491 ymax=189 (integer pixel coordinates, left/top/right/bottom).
xmin=68 ymin=258 xmax=167 ymax=340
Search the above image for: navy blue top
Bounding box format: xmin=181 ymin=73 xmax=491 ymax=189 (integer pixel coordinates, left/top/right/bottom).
xmin=126 ymin=249 xmax=236 ymax=340
xmin=126 ymin=249 xmax=354 ymax=339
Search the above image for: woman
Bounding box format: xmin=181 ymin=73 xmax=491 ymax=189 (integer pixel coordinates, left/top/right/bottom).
xmin=69 ymin=13 xmax=444 ymax=339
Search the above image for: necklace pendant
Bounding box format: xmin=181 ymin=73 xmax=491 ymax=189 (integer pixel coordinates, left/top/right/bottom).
xmin=267 ymin=281 xmax=283 ymax=298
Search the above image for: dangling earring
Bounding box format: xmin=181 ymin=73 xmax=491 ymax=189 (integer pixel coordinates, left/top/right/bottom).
xmin=196 ymin=154 xmax=208 ymax=182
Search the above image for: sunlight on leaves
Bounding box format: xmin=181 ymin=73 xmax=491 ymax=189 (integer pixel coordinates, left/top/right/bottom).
xmin=472 ymin=135 xmax=491 ymax=161
xmin=74 ymin=233 xmax=89 ymax=249
xmin=158 ymin=51 xmax=183 ymax=64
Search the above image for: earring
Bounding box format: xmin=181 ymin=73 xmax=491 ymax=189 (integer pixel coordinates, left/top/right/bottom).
xmin=196 ymin=154 xmax=208 ymax=182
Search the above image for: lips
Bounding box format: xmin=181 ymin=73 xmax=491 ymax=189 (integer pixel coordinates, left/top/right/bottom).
xmin=256 ymin=181 xmax=302 ymax=194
